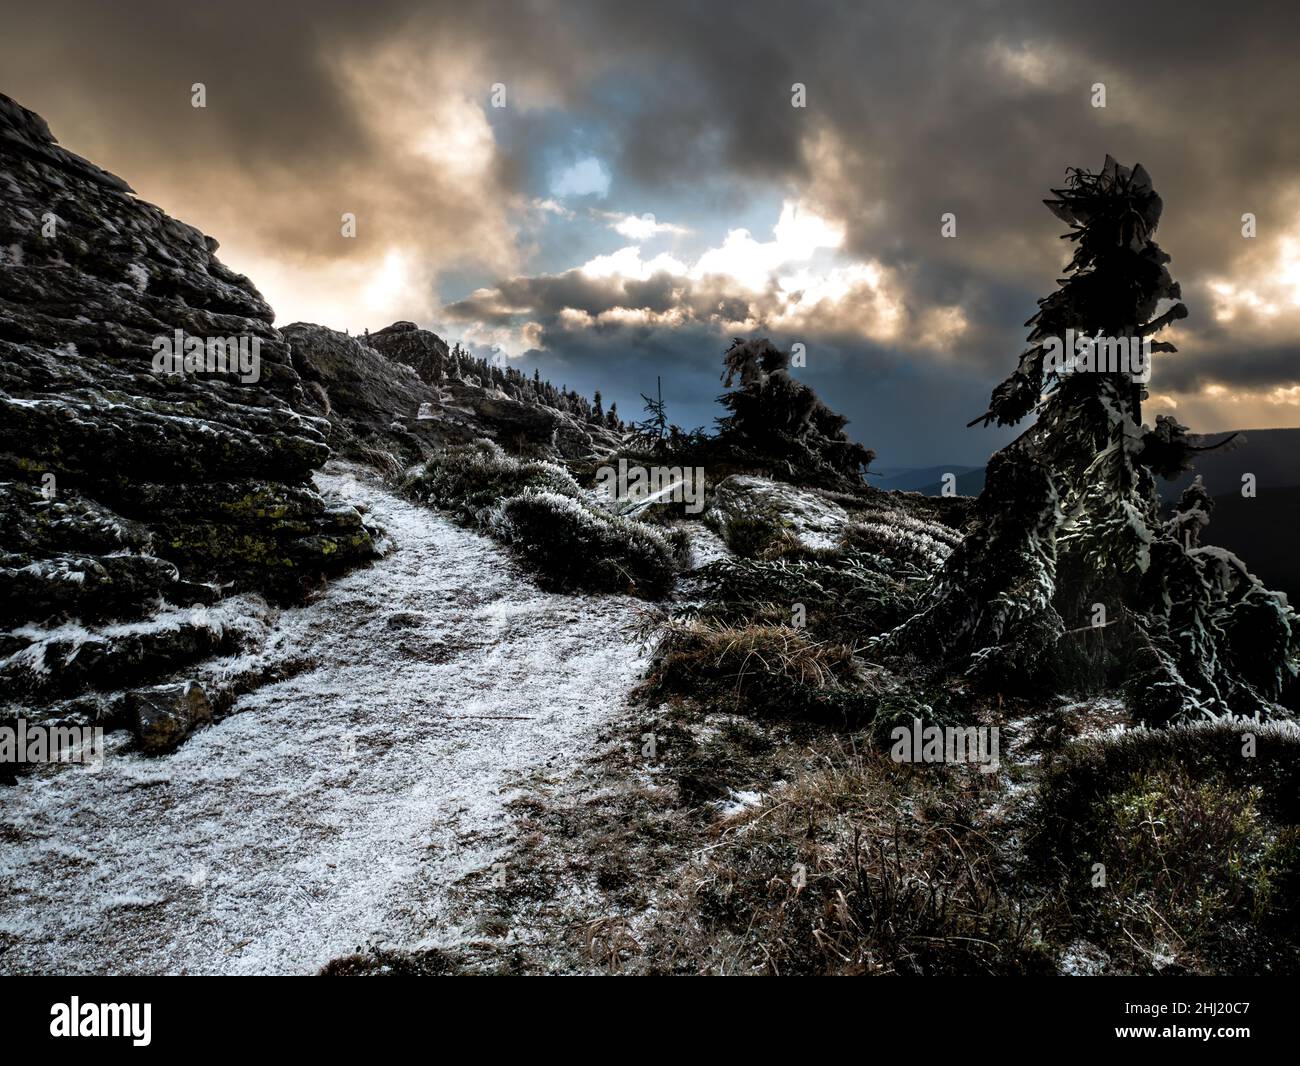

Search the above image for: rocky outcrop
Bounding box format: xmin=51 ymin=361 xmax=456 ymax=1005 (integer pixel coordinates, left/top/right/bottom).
xmin=367 ymin=319 xmax=449 ymax=382
xmin=282 ymin=321 xmax=437 ymax=469
xmin=0 ymin=90 xmax=624 ymax=749
xmin=286 ymin=321 xmax=621 ymax=465
xmin=0 ymin=92 xmax=379 ymax=716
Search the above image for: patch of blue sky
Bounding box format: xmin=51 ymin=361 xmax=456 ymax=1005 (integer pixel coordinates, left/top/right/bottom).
xmin=549 ymin=155 xmax=611 ymax=198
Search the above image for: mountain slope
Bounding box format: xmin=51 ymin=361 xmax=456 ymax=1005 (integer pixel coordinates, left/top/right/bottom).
xmin=0 ymin=91 xmax=625 ymax=753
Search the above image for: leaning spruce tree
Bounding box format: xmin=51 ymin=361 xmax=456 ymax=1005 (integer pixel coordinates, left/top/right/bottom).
xmin=880 ymin=156 xmax=1297 ymax=722
xmin=714 ymin=338 xmax=875 ymax=486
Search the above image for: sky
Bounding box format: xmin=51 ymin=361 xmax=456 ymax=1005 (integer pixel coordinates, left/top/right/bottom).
xmin=3 ymin=0 xmax=1299 ymax=468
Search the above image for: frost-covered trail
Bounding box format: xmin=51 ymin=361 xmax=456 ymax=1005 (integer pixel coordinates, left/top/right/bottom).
xmin=0 ymin=465 xmax=649 ymax=975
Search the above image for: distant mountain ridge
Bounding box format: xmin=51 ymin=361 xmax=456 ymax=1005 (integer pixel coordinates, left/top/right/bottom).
xmin=1156 ymin=428 xmax=1300 ymax=501
xmin=871 ymin=465 xmax=982 ymax=493
xmin=895 ymin=427 xmax=1300 ymax=500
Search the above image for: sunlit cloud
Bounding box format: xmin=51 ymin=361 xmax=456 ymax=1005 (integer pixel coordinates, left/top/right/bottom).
xmin=985 ymin=40 xmax=1056 ymax=90
xmin=602 ymin=211 xmax=690 ymax=240
xmin=446 ymin=198 xmax=968 ymax=360
xmin=577 ymin=245 xmax=689 ymax=280
xmin=533 ymin=198 xmax=575 ymax=218
xmin=1205 ymin=229 xmax=1300 ymax=326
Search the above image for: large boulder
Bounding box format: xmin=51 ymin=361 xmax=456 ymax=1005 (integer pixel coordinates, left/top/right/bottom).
xmin=283 ymin=321 xmax=438 ymax=466
xmin=0 ymin=92 xmax=379 ymax=721
xmin=367 ymin=320 xmax=449 ymax=383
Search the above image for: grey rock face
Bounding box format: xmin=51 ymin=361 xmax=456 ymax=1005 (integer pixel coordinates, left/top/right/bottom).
xmin=368 ymin=320 xmax=449 ymax=383
xmin=0 ymin=92 xmax=379 ymax=618
xmin=0 ymin=92 xmax=378 ymax=716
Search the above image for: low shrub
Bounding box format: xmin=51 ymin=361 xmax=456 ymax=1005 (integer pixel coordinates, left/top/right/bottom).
xmin=403 ymin=440 xmax=685 ymax=598
xmin=683 ymin=556 xmax=915 ymax=645
xmin=492 ymin=489 xmax=683 ymax=597
xmin=866 ymin=687 xmax=982 ymax=750
xmin=404 ymin=439 xmax=578 ymax=522
xmin=1033 ymin=719 xmax=1300 ymax=835
xmin=717 ymin=511 xmax=792 ymax=558
xmin=839 ymin=517 xmax=952 ymax=573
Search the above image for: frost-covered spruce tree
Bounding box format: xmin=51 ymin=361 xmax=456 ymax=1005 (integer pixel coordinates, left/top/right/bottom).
xmin=881 ymin=157 xmax=1296 ymax=721
xmin=714 ymin=338 xmax=874 ymax=486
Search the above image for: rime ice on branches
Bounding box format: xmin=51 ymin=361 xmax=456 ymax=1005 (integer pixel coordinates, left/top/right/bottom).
xmin=880 ymin=158 xmax=1297 ymax=722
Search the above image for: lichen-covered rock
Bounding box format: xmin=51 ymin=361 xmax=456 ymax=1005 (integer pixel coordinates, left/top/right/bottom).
xmin=284 ymin=321 xmax=437 ymax=467
xmin=127 ymin=680 xmax=213 ymax=754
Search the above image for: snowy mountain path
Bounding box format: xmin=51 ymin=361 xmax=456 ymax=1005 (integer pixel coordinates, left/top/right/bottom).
xmin=0 ymin=465 xmax=649 ymax=975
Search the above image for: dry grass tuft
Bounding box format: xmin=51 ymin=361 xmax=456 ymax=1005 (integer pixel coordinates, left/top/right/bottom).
xmin=639 ymin=618 xmax=875 ymax=723
xmin=645 ymin=742 xmax=1052 ymax=975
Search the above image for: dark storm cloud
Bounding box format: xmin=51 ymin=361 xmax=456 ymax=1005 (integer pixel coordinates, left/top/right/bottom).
xmin=2 ymin=0 xmax=1298 ymax=462
xmin=1158 ymin=340 xmax=1300 ymax=393
xmin=447 ymin=268 xmax=708 ymax=324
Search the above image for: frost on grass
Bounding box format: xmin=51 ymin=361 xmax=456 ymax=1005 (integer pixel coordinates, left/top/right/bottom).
xmin=705 ymin=474 xmax=850 ymax=556
xmin=492 ymin=489 xmax=682 ymax=597
xmin=0 ymin=466 xmax=649 ymax=975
